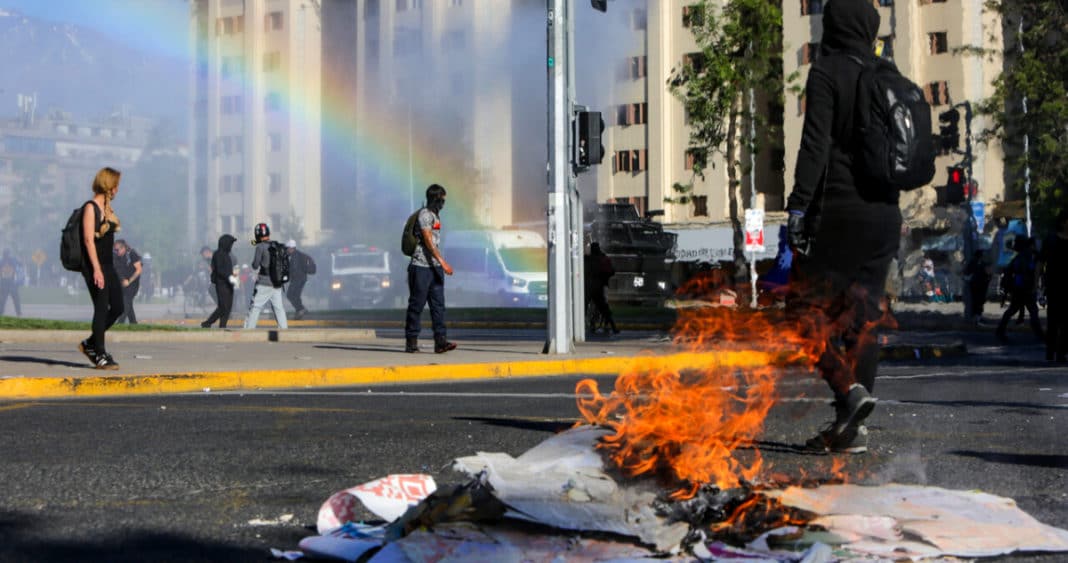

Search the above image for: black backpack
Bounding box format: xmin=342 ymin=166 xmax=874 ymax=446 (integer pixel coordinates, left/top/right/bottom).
xmin=59 ymin=201 xmax=100 ymax=272
xmin=266 ymin=241 xmax=290 ymax=287
xmin=850 ymin=56 xmax=936 ymax=194
xmin=401 ymin=209 xmax=422 ymax=257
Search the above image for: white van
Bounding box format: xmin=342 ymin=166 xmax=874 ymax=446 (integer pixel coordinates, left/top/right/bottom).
xmin=444 ymin=230 xmax=548 ymax=307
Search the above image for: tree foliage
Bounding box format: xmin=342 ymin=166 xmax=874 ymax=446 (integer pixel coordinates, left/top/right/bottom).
xmin=976 ymin=0 xmax=1068 ymax=227
xmin=667 ymin=0 xmax=792 ymax=279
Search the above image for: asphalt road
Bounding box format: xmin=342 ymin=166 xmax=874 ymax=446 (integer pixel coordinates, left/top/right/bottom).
xmin=0 ymin=349 xmax=1065 ymax=562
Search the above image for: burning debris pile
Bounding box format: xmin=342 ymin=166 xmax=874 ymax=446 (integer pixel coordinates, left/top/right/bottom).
xmin=282 ymin=304 xmax=1067 ymax=560
xmin=286 ymin=425 xmax=1068 ymax=561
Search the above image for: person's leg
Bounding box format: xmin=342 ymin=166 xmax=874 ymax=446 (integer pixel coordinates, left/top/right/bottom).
xmin=81 ymin=270 xmax=109 ymax=354
xmin=122 ymin=286 xmax=137 ymax=324
xmin=405 ymin=265 xmax=431 ymax=342
xmin=428 ymin=267 xmax=454 ymax=352
xmin=288 ymin=280 xmax=306 ymax=313
xmin=1025 ymin=297 xmax=1044 ymax=340
xmin=244 ymin=284 xmax=272 ymax=328
xmin=217 ymin=282 xmax=233 ymax=328
xmin=0 ymin=284 xmax=9 ymax=316
xmin=269 ymin=287 xmax=288 ymax=329
xmin=104 ymin=269 xmax=125 ymax=331
xmin=11 ymin=285 xmax=18 ymax=317
xmin=997 ymin=297 xmax=1023 ymax=339
xmin=594 ymin=287 xmax=617 ymax=332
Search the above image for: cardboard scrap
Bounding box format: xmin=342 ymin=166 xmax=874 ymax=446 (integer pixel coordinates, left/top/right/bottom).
xmin=317 ymin=474 xmax=437 ymax=534
xmin=767 ymin=483 xmax=1068 ymax=559
xmin=453 ymin=425 xmax=689 ymax=552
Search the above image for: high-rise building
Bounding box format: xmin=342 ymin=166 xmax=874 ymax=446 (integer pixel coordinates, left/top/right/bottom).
xmin=189 ymin=0 xmax=323 ymax=246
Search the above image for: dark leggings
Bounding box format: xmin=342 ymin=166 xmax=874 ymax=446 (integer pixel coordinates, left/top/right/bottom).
xmin=82 ymin=267 xmax=124 ymax=354
xmin=203 ymin=281 xmax=234 ymax=328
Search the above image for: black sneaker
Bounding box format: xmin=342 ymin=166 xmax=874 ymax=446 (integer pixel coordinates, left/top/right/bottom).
xmin=806 ymin=425 xmax=869 ymax=454
xmin=94 ymin=353 xmax=120 ymax=370
xmin=434 ymin=341 xmax=457 ymax=354
xmin=78 ymin=339 xmax=97 ymax=364
xmin=834 ymin=384 xmax=876 ymax=435
xmin=405 ymin=338 xmax=419 ymax=353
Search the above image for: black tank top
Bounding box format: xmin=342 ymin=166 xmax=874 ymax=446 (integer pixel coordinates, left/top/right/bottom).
xmin=83 ymin=201 xmax=116 ymax=268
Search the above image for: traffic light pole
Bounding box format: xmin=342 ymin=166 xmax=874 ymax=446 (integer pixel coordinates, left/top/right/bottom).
xmin=545 ymin=0 xmax=575 ymax=354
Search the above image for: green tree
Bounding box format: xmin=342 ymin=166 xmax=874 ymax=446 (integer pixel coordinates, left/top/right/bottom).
xmin=668 ymin=0 xmax=792 ymax=285
xmin=975 ymin=0 xmax=1068 ymax=228
xmin=119 ymin=127 xmax=189 ymax=277
xmin=8 ymin=161 xmax=51 ymax=259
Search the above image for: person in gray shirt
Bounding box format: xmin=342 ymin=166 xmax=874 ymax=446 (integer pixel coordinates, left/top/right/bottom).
xmin=244 ymin=222 xmax=288 ymax=329
xmin=404 ymin=184 xmax=455 ymax=353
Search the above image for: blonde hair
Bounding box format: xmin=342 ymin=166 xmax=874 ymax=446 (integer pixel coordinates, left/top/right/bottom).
xmin=91 ymin=167 xmax=121 ymax=236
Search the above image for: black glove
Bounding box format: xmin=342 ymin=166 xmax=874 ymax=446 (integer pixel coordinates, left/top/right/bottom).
xmin=787 ymin=211 xmax=810 ymax=256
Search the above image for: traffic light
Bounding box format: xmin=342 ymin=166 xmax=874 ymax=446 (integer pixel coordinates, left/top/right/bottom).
xmin=591 ymin=0 xmax=607 ymax=12
xmin=938 ymin=108 xmax=960 ymax=153
xmin=944 ymin=166 xmax=965 ymax=204
xmin=576 ymin=110 xmax=605 ymax=167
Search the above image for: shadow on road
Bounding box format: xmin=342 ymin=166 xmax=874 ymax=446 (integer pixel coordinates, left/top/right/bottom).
xmin=453 ymin=416 xmax=574 ymax=434
xmin=950 ymin=450 xmax=1068 ymax=470
xmin=896 ymin=399 xmax=1062 ymax=412
xmin=0 ymin=355 xmax=87 ymax=369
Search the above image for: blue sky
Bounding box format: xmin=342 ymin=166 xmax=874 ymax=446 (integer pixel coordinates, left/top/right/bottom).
xmin=0 ymin=0 xmax=191 ymax=61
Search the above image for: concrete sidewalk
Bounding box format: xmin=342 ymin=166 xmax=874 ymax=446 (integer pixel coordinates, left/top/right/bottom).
xmin=0 ymin=323 xmax=975 ymax=400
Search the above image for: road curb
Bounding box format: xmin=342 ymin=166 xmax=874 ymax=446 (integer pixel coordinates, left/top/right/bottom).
xmin=0 ymin=329 xmax=378 ymax=344
xmin=0 ymin=350 xmax=776 ymax=400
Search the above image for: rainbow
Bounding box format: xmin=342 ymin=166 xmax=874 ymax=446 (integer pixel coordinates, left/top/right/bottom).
xmin=13 ymin=0 xmax=499 ymax=235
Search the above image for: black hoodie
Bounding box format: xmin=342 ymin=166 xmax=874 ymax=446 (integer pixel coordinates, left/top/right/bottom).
xmin=211 ymin=234 xmax=237 ymax=285
xmin=787 ymin=0 xmax=900 ymax=217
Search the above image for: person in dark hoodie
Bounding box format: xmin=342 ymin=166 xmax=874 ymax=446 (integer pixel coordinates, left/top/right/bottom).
xmin=201 ymin=234 xmax=238 ymax=328
xmin=785 ymin=0 xmax=897 ymax=454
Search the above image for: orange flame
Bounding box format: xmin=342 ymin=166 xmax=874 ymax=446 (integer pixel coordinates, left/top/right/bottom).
xmin=576 ymin=270 xmax=894 ymax=498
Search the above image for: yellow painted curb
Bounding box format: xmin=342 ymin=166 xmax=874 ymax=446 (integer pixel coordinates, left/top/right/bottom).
xmin=0 ymin=350 xmax=775 ymax=400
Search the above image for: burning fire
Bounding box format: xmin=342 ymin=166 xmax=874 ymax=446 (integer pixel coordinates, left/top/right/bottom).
xmin=576 ymin=273 xmax=847 ymax=498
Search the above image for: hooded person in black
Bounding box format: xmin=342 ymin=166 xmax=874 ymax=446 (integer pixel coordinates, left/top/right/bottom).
xmin=202 ymin=234 xmax=237 ymax=328
xmin=786 ymin=0 xmax=900 ymax=454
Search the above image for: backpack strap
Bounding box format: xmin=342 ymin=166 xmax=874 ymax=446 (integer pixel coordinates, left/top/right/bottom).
xmin=84 ymin=200 xmax=104 ymax=237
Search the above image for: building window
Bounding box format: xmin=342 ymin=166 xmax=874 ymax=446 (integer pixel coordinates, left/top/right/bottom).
xmin=685 ymin=149 xmax=698 ymax=171
xmin=219 ymin=136 xmax=232 ymax=157
xmin=924 ymin=81 xmax=950 ymax=105
xmin=265 ymin=92 xmax=282 ymax=112
xmin=271 ymin=214 xmax=282 ymax=229
xmin=798 ymin=93 xmax=806 ymax=116
xmin=921 ymin=0 xmax=948 ymax=4
xmin=450 ymin=0 xmax=463 ymax=6
xmin=220 ymin=175 xmax=232 ymax=193
xmin=268 ymin=133 xmax=282 ymax=152
xmin=877 ymin=0 xmax=893 ymax=6
xmin=692 ymin=195 xmax=708 ymax=217
xmin=612 ymin=197 xmax=648 ymax=218
xmin=265 ymin=11 xmax=283 ymax=32
xmin=682 ymin=5 xmax=703 ymax=28
xmin=613 ymin=149 xmax=647 ymax=174
xmin=441 ymin=30 xmax=466 ymax=50
xmin=396 ymin=0 xmax=407 ymax=12
xmin=263 ymin=51 xmax=281 ymax=72
xmin=365 ymin=0 xmax=379 ymax=19
xmin=269 ymin=173 xmax=282 ymax=193
xmin=801 ymin=42 xmax=820 ymax=65
xmin=929 ymin=31 xmax=948 ymax=54
xmin=627 ymin=55 xmax=647 ymax=79
xmin=800 ymin=0 xmax=823 ymax=16
xmin=683 ymin=52 xmax=706 ymax=73
xmin=233 ymin=174 xmax=244 ymax=193
xmin=616 ymin=102 xmax=647 ymax=126
xmin=234 ymin=215 xmax=244 ymax=232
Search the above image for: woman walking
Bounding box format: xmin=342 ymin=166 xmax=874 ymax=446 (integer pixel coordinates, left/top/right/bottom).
xmin=77 ymin=167 xmax=124 ymax=369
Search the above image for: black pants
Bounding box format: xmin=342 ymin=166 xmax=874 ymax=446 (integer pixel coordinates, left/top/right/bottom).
xmin=586 ymin=284 xmax=616 ymax=331
xmin=0 ymin=282 xmax=20 ymax=317
xmin=996 ymin=293 xmax=1044 ymax=340
xmin=1047 ymin=296 xmax=1067 ymax=361
xmin=969 ymin=278 xmax=989 ymax=319
xmin=286 ymin=278 xmax=307 ymax=312
xmin=788 ymin=206 xmax=900 ymax=402
xmin=203 ymin=280 xmax=234 ymax=328
xmin=81 ymin=267 xmax=124 ymax=354
xmin=117 ymin=282 xmax=139 ymax=324
xmin=405 ymin=264 xmax=446 ymax=341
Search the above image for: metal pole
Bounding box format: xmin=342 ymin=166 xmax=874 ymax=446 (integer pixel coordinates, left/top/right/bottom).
xmin=1017 ymin=19 xmax=1033 ymax=237
xmin=545 ymin=0 xmax=572 ymax=354
xmin=747 ymin=85 xmax=758 ymax=309
xmin=567 ymin=0 xmax=584 ymax=343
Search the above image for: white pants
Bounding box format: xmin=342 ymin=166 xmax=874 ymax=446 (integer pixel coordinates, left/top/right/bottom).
xmin=244 ymin=283 xmax=288 ymax=329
